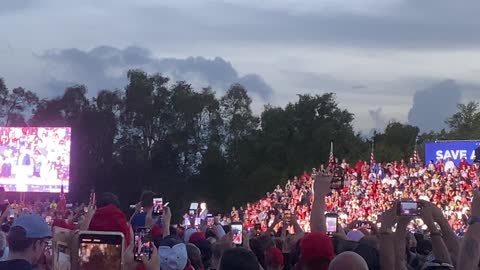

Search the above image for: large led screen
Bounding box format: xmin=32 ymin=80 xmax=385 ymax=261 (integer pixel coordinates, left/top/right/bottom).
xmin=0 ymin=127 xmax=71 ymax=193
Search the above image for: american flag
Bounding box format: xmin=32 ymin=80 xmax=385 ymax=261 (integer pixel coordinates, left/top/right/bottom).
xmin=370 ymin=141 xmax=375 ymax=166
xmin=57 ymin=181 xmax=66 ymax=214
xmin=329 ymin=141 xmax=335 ymax=167
xmin=412 ymin=137 xmax=421 ymax=164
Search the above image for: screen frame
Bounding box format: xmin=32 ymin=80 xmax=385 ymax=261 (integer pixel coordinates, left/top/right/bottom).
xmin=78 ymin=231 xmax=125 ymax=270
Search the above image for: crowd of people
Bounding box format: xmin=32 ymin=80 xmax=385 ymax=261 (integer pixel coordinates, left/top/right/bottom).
xmin=0 ymin=156 xmax=480 ymax=269
xmin=231 ymin=157 xmax=477 ymax=237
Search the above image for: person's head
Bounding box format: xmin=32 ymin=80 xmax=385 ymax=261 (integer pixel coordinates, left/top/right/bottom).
xmin=140 ymin=191 xmax=155 ymax=208
xmin=354 ymin=244 xmax=380 ymax=270
xmin=219 ymin=248 xmax=260 ymax=270
xmin=200 ymin=202 xmax=207 ymax=211
xmin=158 ymin=236 xmax=188 ymax=270
xmin=328 ymin=251 xmax=368 ymax=270
xmin=186 ymin=243 xmax=204 ymax=270
xmin=211 ymin=243 xmax=223 ymax=270
xmin=96 ymin=192 xmax=120 ymax=208
xmin=7 ymin=214 xmax=52 ymax=264
xmin=298 ymin=233 xmax=334 ymax=270
xmin=265 ymin=247 xmax=284 ymax=270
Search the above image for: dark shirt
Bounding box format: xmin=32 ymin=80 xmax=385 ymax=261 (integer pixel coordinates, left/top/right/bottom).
xmin=0 ymin=259 xmax=32 ymax=270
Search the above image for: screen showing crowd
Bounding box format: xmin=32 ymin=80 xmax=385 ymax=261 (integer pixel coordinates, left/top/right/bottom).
xmin=0 ymin=127 xmax=71 ymax=193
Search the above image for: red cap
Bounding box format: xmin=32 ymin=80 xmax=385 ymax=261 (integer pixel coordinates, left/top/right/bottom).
xmin=189 ymin=232 xmax=206 ymax=244
xmin=300 ymin=233 xmax=334 ymax=264
xmin=150 ymin=225 xmax=163 ymax=238
xmin=265 ymin=247 xmax=284 ymax=267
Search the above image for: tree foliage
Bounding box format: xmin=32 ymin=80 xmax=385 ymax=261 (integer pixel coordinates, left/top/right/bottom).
xmin=0 ymin=74 xmax=476 ymax=217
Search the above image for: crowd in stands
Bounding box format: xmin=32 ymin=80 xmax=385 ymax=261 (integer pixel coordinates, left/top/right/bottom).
xmin=0 ymin=157 xmax=480 ymax=269
xmin=232 ymin=157 xmax=477 ymax=237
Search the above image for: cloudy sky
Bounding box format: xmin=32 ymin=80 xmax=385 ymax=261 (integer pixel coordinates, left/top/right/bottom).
xmin=1 ymin=0 xmax=480 ymax=132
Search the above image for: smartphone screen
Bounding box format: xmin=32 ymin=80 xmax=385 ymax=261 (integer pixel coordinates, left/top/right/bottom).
xmin=78 ymin=232 xmax=123 ymax=270
xmin=398 ymin=201 xmax=421 ymax=216
xmin=231 ymin=223 xmax=243 ymax=245
xmin=153 ymin=198 xmax=163 ymax=215
xmin=45 ymin=216 xmax=52 ymax=225
xmin=57 ymin=242 xmax=71 ymax=270
xmin=134 ymin=228 xmax=153 ymax=261
xmin=184 ymin=217 xmax=191 ymax=226
xmin=325 ymin=214 xmax=338 ymax=235
xmin=207 ymin=217 xmax=214 ymax=227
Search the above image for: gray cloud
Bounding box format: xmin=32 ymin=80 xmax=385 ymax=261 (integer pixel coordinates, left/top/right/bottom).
xmin=407 ymin=79 xmax=462 ymax=132
xmin=369 ymin=108 xmax=388 ymax=131
xmin=38 ymin=46 xmax=273 ymax=100
xmin=189 ymin=0 xmax=480 ymax=50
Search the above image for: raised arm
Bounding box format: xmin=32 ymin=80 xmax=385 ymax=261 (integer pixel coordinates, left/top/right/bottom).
xmin=420 ymin=202 xmax=452 ymax=265
xmin=310 ymin=173 xmax=331 ymax=233
xmin=458 ymin=191 xmax=480 ymax=270
xmin=378 ymin=206 xmax=397 ymax=270
xmin=426 ymin=200 xmax=459 ymax=267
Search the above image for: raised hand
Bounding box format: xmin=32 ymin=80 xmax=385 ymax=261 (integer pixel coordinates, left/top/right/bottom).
xmin=142 ymin=245 xmax=160 ymax=270
xmin=313 ymin=173 xmax=332 ymax=197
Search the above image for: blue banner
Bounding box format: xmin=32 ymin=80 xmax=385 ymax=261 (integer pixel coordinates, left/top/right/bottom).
xmin=425 ymin=141 xmax=480 ymax=165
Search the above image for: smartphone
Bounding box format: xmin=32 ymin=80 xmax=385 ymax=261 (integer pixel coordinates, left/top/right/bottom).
xmin=397 ymin=201 xmax=422 ymax=216
xmin=134 ymin=228 xmax=153 ymax=262
xmin=207 ymin=215 xmax=214 ymax=227
xmin=325 ymin=213 xmax=338 ymax=236
xmin=231 ymin=223 xmax=243 ymax=245
xmin=78 ymin=231 xmax=124 ymax=270
xmin=153 ymin=198 xmax=163 ymax=216
xmin=45 ymin=216 xmax=52 ymax=225
xmin=189 ymin=210 xmax=195 ymax=216
xmin=284 ymin=209 xmax=292 ymax=226
xmin=330 ymin=166 xmax=345 ymax=190
xmin=56 ymin=241 xmax=71 ymax=270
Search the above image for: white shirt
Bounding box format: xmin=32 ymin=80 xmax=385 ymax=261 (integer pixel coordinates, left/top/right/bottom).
xmin=445 ymin=160 xmax=456 ymax=173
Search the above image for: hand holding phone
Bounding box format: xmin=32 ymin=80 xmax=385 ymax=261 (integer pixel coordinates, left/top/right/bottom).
xmin=231 ymin=223 xmax=243 ymax=245
xmin=397 ymin=201 xmax=422 ymax=216
xmin=325 ymin=213 xmax=338 ymax=236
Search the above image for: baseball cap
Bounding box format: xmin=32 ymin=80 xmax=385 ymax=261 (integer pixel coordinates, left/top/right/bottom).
xmin=300 ymin=233 xmax=334 ymax=264
xmin=159 ymin=243 xmax=188 ymax=270
xmin=12 ymin=214 xmax=52 ymax=238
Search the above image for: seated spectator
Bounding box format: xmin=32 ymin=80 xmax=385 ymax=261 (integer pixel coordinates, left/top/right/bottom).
xmin=0 ymin=214 xmax=52 ymax=270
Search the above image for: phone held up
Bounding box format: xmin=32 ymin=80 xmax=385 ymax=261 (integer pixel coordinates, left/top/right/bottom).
xmin=134 ymin=227 xmax=154 ymax=262
xmin=78 ymin=231 xmax=124 ymax=270
xmin=231 ymin=222 xmax=243 ymax=245
xmin=325 ymin=213 xmax=338 ymax=236
xmin=397 ymin=201 xmax=422 ymax=216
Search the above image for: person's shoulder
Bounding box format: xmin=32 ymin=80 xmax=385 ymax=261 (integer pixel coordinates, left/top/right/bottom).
xmin=0 ymin=259 xmax=32 ymax=270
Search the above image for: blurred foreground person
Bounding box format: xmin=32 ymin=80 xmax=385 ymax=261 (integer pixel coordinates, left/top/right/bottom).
xmin=0 ymin=214 xmax=52 ymax=270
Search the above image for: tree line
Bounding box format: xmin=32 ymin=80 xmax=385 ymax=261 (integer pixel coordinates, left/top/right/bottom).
xmin=0 ymin=70 xmax=478 ymax=217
